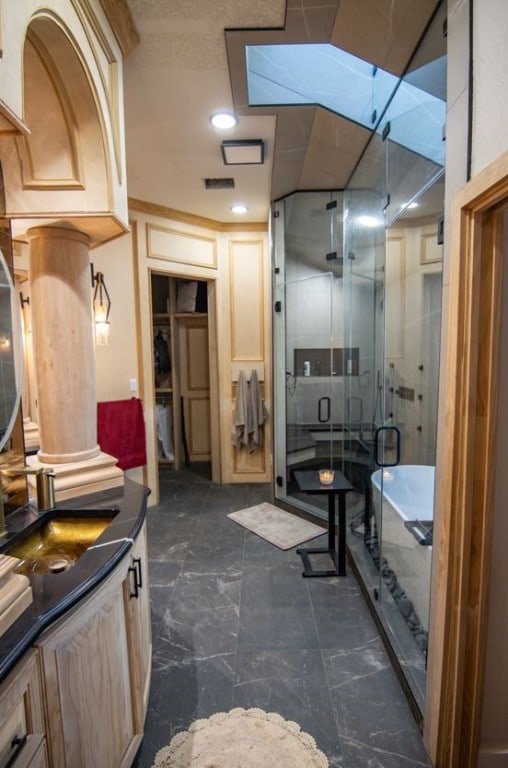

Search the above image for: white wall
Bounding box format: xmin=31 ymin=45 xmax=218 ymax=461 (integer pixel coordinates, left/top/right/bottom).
xmin=472 ymin=0 xmax=508 ymax=176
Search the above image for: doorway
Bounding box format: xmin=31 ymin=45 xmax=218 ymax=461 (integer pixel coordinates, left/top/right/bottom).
xmin=424 ymin=160 xmax=508 ymax=767
xmin=150 ymin=272 xmax=217 ymax=487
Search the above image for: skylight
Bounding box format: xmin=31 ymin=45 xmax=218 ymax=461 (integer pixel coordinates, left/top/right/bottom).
xmin=245 ymin=44 xmax=446 ymax=167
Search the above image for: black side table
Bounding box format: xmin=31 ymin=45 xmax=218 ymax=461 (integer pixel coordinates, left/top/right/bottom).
xmin=294 ymin=469 xmax=353 ymax=577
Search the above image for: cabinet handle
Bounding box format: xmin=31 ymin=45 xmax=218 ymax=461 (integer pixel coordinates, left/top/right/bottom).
xmin=128 ymin=565 xmax=139 ymax=599
xmin=6 ymin=734 xmax=27 ymax=768
xmin=133 ymin=556 xmax=143 ymax=590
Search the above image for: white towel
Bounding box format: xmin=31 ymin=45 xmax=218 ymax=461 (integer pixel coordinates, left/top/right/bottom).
xmin=156 ymin=403 xmax=174 ymax=460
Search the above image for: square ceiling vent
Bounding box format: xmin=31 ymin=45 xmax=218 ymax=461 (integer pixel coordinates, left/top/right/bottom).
xmin=221 ymin=139 xmax=264 ymax=165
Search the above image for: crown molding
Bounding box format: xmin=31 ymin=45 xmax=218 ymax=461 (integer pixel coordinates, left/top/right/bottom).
xmin=98 ymin=0 xmax=140 ymax=56
xmin=128 ymin=197 xmax=268 ymax=233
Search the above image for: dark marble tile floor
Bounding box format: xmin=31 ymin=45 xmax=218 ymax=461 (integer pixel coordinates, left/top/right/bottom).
xmin=133 ymin=465 xmax=432 ymax=768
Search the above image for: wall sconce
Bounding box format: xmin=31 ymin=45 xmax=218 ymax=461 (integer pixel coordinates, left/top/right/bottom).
xmin=91 ymin=265 xmax=111 ymax=346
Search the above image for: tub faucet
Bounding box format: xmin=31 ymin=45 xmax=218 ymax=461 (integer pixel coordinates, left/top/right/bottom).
xmin=0 ymin=466 xmax=56 ymax=512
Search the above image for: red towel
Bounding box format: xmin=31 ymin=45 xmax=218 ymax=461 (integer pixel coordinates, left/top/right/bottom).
xmin=97 ymin=398 xmax=147 ymax=470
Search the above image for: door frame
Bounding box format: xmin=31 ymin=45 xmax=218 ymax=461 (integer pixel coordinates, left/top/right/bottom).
xmin=147 ymin=269 xmax=220 ymax=501
xmin=424 ymin=151 xmax=508 ymax=765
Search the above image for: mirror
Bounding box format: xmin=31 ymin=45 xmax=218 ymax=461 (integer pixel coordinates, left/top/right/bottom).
xmin=0 ymin=245 xmax=23 ymax=453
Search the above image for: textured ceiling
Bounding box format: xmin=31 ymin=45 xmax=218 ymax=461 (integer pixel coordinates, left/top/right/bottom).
xmin=124 ymin=0 xmax=441 ymax=224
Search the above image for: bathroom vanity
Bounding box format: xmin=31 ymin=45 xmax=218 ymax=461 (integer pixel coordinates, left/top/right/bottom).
xmin=0 ymin=478 xmax=150 ymax=768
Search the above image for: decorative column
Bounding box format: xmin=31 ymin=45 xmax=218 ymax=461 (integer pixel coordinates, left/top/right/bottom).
xmin=27 ymin=225 xmax=123 ymax=500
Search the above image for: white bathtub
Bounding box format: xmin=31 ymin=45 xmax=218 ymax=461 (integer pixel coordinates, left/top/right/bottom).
xmin=371 ymin=465 xmax=435 ymax=632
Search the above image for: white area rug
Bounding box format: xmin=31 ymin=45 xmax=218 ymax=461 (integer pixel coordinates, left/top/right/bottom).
xmin=227 ymin=502 xmax=324 ymax=550
xmin=152 ymin=707 xmax=328 ymax=768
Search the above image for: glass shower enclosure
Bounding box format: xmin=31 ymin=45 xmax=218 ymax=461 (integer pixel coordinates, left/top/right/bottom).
xmin=272 ymin=3 xmax=445 ymax=717
xmin=273 ymin=191 xmax=343 ymax=515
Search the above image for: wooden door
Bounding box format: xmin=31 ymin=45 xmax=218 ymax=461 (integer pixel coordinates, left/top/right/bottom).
xmin=177 ymin=316 xmax=211 ymax=462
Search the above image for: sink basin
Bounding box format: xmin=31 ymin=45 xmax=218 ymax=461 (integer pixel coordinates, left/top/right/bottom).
xmin=5 ymin=509 xmax=119 ymax=575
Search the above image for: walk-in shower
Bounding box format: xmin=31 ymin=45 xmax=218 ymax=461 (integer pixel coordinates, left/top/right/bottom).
xmin=272 ymin=3 xmax=445 ymax=718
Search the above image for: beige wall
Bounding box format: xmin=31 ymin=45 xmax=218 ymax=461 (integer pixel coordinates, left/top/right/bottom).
xmin=90 ymin=227 xmax=144 ymax=486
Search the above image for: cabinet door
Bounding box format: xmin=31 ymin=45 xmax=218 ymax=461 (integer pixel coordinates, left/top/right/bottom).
xmin=38 ymin=571 xmax=136 ymax=768
xmin=124 ymin=522 xmax=152 ymax=731
xmin=177 ymin=316 xmax=211 ymax=461
xmin=0 ymin=650 xmax=46 ymax=768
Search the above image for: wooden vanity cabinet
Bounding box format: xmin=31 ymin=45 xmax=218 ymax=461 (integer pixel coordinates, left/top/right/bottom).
xmin=123 ymin=524 xmax=152 ymax=733
xmin=0 ymin=650 xmax=48 ymax=768
xmin=35 ymin=522 xmax=151 ymax=768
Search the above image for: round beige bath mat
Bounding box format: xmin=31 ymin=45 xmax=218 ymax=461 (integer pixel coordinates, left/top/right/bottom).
xmin=151 ymin=707 xmax=329 ymax=768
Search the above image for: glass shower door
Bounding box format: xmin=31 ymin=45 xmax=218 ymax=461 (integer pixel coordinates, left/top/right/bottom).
xmin=278 ymin=272 xmax=335 ymax=516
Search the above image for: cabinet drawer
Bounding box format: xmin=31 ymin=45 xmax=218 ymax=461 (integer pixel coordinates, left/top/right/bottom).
xmin=0 ymin=700 xmax=27 ymax=766
xmin=0 ymin=652 xmax=45 ymax=768
xmin=1 ymin=734 xmax=47 ymax=768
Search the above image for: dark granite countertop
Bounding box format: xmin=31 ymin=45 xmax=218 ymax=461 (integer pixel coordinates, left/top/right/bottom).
xmin=0 ymin=477 xmax=149 ymax=684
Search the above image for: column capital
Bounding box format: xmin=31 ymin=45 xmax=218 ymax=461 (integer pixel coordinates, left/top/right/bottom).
xmin=27 ymin=224 xmax=91 ymax=247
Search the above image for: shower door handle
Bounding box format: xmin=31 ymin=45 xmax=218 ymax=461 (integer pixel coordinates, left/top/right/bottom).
xmin=374 ymin=425 xmax=400 ymax=467
xmin=318 ymin=396 xmax=330 ymax=423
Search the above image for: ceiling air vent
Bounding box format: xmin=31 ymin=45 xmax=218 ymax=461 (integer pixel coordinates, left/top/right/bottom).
xmin=204 ymin=177 xmax=235 ymax=190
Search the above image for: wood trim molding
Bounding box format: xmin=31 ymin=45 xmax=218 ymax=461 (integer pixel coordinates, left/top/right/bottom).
xmin=97 ymin=0 xmax=140 ymax=56
xmin=424 ymin=150 xmax=508 ymax=766
xmin=128 ymin=197 xmax=268 ymax=233
xmin=0 ymin=98 xmax=30 ymax=136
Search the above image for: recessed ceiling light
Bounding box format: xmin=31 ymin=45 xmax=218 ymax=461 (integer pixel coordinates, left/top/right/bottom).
xmin=231 ymin=203 xmax=248 ymax=214
xmin=209 ymin=111 xmax=238 ymax=130
xmin=407 ymin=202 xmax=419 ymax=209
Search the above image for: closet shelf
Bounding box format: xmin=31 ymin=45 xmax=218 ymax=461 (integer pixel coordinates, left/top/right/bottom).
xmin=173 ymin=312 xmax=207 ymax=319
xmin=155 ymin=387 xmax=173 ymax=393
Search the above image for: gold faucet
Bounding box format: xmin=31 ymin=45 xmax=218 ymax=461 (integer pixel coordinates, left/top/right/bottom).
xmin=0 ymin=466 xmax=55 ymax=512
